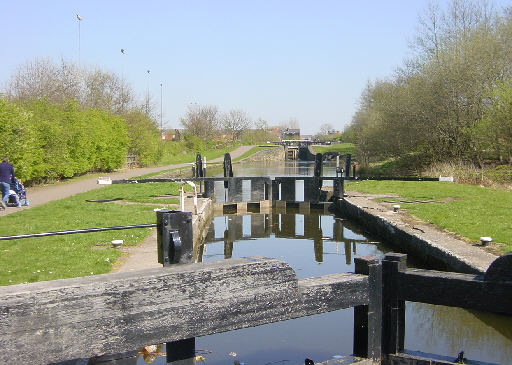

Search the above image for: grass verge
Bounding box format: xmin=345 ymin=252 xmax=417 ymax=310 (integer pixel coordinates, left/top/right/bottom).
xmin=0 ymin=182 xmax=183 ymax=286
xmin=313 ymin=143 xmax=355 ymax=155
xmin=346 ymin=180 xmax=512 ymax=254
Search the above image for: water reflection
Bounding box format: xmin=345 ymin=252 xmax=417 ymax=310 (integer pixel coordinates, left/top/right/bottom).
xmin=406 ymin=302 xmax=512 ymax=363
xmin=198 ymin=211 xmax=385 ymax=280
xmin=90 ymin=208 xmax=512 ymax=365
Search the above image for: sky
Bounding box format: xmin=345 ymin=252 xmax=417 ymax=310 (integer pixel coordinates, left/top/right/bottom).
xmin=1 ymin=0 xmax=510 ymax=135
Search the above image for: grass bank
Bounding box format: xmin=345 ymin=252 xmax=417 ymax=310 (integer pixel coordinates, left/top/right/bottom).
xmin=313 ymin=143 xmax=355 ymax=155
xmin=0 ymin=182 xmax=184 ymax=286
xmin=140 ymin=145 xmax=265 ymax=179
xmin=346 ymin=180 xmax=512 ymax=254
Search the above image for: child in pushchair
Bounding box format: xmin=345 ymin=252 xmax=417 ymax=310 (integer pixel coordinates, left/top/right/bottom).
xmin=8 ymin=177 xmax=29 ymax=207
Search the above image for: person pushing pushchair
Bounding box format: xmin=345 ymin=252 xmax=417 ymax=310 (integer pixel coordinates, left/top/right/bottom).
xmin=0 ymin=157 xmax=15 ymax=210
xmin=8 ymin=177 xmax=29 ymax=207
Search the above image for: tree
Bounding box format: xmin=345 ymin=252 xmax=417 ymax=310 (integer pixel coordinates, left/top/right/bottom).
xmin=180 ymin=104 xmax=219 ymax=139
xmin=347 ymin=0 xmax=512 ymax=167
xmin=6 ymin=58 xmax=82 ymax=104
xmin=123 ymin=109 xmax=162 ymax=166
xmin=83 ymin=68 xmax=134 ymax=113
xmin=317 ymin=123 xmax=334 ymax=137
xmin=280 ymin=117 xmax=300 ymax=130
xmin=222 ymin=109 xmax=251 ymax=141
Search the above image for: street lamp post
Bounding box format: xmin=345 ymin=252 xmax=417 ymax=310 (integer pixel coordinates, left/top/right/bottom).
xmin=76 ymin=14 xmax=83 ymax=69
xmin=160 ymin=83 xmax=163 ymax=139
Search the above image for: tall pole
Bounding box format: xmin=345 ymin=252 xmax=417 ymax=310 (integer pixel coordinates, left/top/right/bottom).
xmin=145 ymin=70 xmax=151 ymax=116
xmin=76 ymin=14 xmax=83 ymax=69
xmin=120 ymin=49 xmax=126 ymax=112
xmin=160 ymin=82 xmax=163 ymax=139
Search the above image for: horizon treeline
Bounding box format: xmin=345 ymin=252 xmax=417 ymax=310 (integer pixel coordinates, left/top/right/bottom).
xmin=345 ymin=0 xmax=512 ymax=168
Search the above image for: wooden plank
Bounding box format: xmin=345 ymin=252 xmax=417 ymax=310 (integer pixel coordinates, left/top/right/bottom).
xmin=397 ymin=269 xmax=512 ymax=315
xmin=0 ymin=257 xmax=369 ymax=365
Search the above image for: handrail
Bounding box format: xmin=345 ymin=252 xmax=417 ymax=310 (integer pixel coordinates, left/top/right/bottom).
xmin=0 ymin=223 xmax=157 ymax=241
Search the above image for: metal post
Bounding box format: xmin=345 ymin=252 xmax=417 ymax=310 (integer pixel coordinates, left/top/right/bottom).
xmin=203 ymin=179 xmax=215 ymax=198
xmin=382 ymin=253 xmax=407 ymax=355
xmin=195 ymin=153 xmax=203 ymax=178
xmin=333 ymin=177 xmax=344 ymax=199
xmin=157 ymin=210 xmax=194 ymax=266
xmin=157 ymin=210 xmax=196 ymax=362
xmin=353 ymin=256 xmax=382 ymax=361
xmin=223 ymin=153 xmax=233 ymax=189
xmin=345 ymin=154 xmax=352 ymax=178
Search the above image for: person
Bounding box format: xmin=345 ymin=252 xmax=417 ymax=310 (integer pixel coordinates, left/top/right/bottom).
xmin=0 ymin=157 xmax=16 ymax=210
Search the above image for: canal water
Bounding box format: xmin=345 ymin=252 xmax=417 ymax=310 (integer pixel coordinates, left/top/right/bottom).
xmin=105 ymin=161 xmax=511 ymax=365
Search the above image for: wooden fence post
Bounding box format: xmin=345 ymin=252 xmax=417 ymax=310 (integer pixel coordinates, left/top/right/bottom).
xmin=353 ymin=256 xmax=382 ymax=361
xmin=382 ymin=253 xmax=407 ymax=355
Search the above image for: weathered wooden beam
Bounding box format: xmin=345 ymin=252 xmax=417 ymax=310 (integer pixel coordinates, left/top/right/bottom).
xmin=0 ymin=257 xmax=369 ymax=365
xmin=397 ymin=268 xmax=512 ymax=315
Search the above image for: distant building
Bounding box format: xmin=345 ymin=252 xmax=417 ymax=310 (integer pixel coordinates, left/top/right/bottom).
xmin=301 ymin=134 xmax=313 ymax=141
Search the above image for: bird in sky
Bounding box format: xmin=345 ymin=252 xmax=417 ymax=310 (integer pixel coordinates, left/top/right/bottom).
xmin=147 ymin=70 xmax=150 ymax=74
xmin=121 ymin=49 xmax=125 ymax=54
xmin=76 ymin=14 xmax=83 ymax=21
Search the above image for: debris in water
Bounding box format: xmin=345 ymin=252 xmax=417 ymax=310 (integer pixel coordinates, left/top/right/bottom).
xmin=229 ymin=351 xmax=237 ymax=356
xmin=195 ymin=355 xmax=205 ymax=361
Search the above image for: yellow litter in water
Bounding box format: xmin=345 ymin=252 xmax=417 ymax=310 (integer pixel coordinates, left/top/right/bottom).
xmin=195 ymin=355 xmax=205 ymax=361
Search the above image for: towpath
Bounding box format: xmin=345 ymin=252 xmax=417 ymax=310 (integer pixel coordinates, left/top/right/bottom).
xmin=0 ymin=145 xmax=254 ymax=217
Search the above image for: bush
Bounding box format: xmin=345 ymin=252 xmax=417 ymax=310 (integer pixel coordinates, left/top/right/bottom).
xmin=123 ymin=110 xmax=161 ymax=166
xmin=0 ymin=98 xmax=41 ymax=181
xmin=0 ymin=98 xmax=130 ymax=183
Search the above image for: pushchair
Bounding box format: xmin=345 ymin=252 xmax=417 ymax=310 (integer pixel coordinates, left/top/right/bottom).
xmin=7 ymin=177 xmax=29 ymax=207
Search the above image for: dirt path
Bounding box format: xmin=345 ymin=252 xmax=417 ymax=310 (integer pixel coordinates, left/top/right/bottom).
xmin=0 ymin=145 xmax=254 ymax=217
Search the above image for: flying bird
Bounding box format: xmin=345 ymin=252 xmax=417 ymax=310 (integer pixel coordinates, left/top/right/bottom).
xmin=147 ymin=70 xmax=151 ymax=74
xmin=121 ymin=49 xmax=125 ymax=54
xmin=76 ymin=14 xmax=83 ymax=21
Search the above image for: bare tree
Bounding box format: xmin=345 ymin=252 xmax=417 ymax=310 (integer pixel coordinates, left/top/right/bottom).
xmin=6 ymin=58 xmax=82 ymax=103
xmin=180 ymin=104 xmax=219 ymax=139
xmin=318 ymin=123 xmax=334 ymax=136
xmin=280 ymin=117 xmax=300 ymax=130
xmin=83 ymin=68 xmax=134 ymax=113
xmin=222 ymin=109 xmax=252 ymax=141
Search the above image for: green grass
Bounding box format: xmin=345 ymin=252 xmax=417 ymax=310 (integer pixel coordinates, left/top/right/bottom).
xmin=313 ymin=143 xmax=355 ymax=155
xmin=347 ymin=180 xmax=512 ymax=253
xmin=140 ymin=145 xmax=265 ymax=179
xmin=232 ymin=146 xmax=274 ymax=162
xmin=158 ymin=145 xmax=241 ymax=166
xmin=0 ymin=182 xmax=184 ymax=286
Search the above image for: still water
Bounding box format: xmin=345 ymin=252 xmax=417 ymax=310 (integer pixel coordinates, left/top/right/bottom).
xmin=123 ymin=161 xmax=511 ymax=365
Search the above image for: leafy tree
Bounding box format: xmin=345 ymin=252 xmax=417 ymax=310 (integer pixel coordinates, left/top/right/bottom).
xmin=123 ymin=109 xmax=162 ymax=166
xmin=0 ymin=98 xmax=40 ymax=181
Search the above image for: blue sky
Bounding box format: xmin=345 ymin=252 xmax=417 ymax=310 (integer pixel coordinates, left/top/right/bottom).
xmin=1 ymin=1 xmax=510 ymax=134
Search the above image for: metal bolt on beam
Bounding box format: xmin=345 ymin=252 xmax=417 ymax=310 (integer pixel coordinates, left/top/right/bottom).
xmin=480 ymin=237 xmax=492 ymax=246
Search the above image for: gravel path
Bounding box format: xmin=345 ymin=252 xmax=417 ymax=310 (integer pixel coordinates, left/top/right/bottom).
xmin=0 ymin=145 xmax=254 ymax=217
